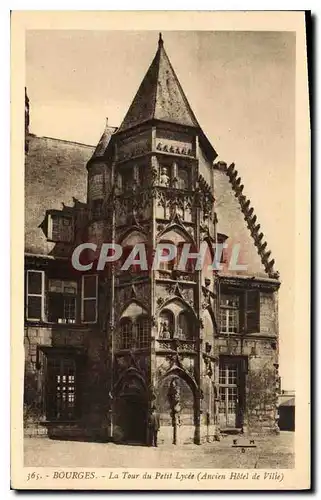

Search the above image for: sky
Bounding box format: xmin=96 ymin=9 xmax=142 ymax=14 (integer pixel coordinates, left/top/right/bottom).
xmin=26 ymin=30 xmax=295 ymax=390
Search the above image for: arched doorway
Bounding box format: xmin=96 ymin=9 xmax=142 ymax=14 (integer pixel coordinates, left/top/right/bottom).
xmin=156 ymin=371 xmax=196 ymax=445
xmin=113 ymin=375 xmax=148 ymax=445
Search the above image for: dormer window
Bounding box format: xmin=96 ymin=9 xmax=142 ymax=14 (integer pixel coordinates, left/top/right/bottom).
xmin=46 ymin=212 xmax=74 ymax=243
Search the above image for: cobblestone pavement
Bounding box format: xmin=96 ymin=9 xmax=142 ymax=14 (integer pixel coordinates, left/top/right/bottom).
xmin=24 ymin=431 xmax=294 ymax=469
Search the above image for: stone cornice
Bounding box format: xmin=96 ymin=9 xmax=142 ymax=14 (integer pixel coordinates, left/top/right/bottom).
xmin=218 ymin=273 xmax=280 ymax=291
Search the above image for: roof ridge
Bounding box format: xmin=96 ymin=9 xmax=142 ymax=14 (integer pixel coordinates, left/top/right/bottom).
xmin=151 ymin=39 xmax=162 ymax=122
xmin=160 ymin=42 xmax=199 ymax=128
xmin=214 ymin=161 xmax=279 ymax=280
xmin=40 ymin=135 xmax=95 ymax=148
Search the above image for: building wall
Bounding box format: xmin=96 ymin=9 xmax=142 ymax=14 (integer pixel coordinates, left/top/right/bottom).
xmin=24 ymin=129 xmax=280 ymax=441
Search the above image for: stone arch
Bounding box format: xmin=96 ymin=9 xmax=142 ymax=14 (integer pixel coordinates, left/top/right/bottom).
xmin=158 ymin=308 xmax=175 ymax=339
xmin=158 ymin=297 xmax=197 ymax=339
xmin=113 ymin=367 xmax=147 ymax=395
xmin=160 ymin=296 xmax=197 ymax=320
xmin=117 ymin=302 xmax=150 ymax=350
xmin=155 ymin=369 xmax=197 ymax=445
xmin=118 ymin=229 xmax=148 ymax=247
xmin=157 ymin=226 xmax=194 ymax=246
xmin=120 ymin=300 xmax=148 ymax=319
xmin=178 ymin=310 xmax=194 ymax=339
xmin=117 ymin=230 xmax=148 ymax=273
xmin=113 ymin=370 xmax=148 ymax=444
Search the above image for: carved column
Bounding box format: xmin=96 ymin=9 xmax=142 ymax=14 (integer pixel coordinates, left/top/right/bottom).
xmin=167 ymin=378 xmax=181 ymax=445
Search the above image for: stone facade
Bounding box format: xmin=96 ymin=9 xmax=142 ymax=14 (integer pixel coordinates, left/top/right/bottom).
xmin=24 ymin=34 xmax=280 ymax=443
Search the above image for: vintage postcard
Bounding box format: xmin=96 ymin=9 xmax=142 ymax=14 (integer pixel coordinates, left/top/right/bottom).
xmin=11 ymin=11 xmax=310 ymax=490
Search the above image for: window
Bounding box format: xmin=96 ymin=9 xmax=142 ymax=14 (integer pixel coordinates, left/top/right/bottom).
xmin=120 ymin=245 xmax=142 ymax=274
xmin=88 ymin=173 xmax=104 ymax=200
xmin=245 ymin=290 xmax=260 ymax=333
xmin=48 ymin=213 xmax=74 ymax=243
xmin=158 ymin=244 xmax=174 ymax=272
xmin=177 ymin=167 xmax=189 ymax=190
xmin=219 ymin=360 xmax=239 ymax=417
xmin=220 ymin=294 xmax=240 ymax=334
xmin=120 ymin=168 xmax=133 ymax=192
xmin=91 ymin=199 xmax=103 ymax=220
xmin=136 ymin=316 xmax=150 ymax=348
xmin=81 ymin=275 xmax=98 ymax=323
xmin=26 ymin=270 xmax=44 ymax=321
xmin=178 ymin=311 xmax=192 ymax=339
xmin=118 ymin=318 xmax=132 ymax=349
xmin=176 ymin=242 xmax=195 ymax=273
xmin=117 ymin=316 xmax=150 ymax=350
xmin=219 ymin=289 xmax=260 ymax=334
xmin=46 ymin=357 xmax=77 ymax=421
xmin=48 ymin=279 xmax=77 ymax=324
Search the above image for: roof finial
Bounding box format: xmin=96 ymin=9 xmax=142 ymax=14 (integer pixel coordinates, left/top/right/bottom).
xmin=105 ymin=117 xmax=108 ymax=127
xmin=158 ymin=32 xmax=164 ymax=47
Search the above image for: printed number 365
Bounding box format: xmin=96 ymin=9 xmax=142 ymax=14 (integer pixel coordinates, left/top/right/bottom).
xmin=27 ymin=472 xmax=41 ymax=481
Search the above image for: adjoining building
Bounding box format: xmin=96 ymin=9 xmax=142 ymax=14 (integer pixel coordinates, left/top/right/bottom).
xmin=24 ymin=34 xmax=281 ymax=444
xmin=278 ymin=391 xmax=295 ymax=431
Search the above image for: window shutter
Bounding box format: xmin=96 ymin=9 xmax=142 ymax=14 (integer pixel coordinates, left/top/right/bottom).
xmin=245 ymin=290 xmax=260 ymax=333
xmin=239 ymin=292 xmax=246 ymax=333
xmin=26 ymin=270 xmax=45 ymax=321
xmin=81 ymin=275 xmax=98 ymax=323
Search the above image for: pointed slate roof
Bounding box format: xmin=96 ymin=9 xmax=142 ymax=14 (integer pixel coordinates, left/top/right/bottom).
xmin=117 ymin=34 xmax=200 ymax=133
xmin=89 ymin=119 xmax=117 ymax=162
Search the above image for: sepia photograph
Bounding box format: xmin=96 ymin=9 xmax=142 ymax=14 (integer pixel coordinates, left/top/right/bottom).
xmin=11 ymin=10 xmax=310 ymax=490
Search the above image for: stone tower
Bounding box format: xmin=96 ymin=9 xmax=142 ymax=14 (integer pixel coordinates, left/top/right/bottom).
xmin=28 ymin=33 xmax=279 ymax=443
xmin=86 ymin=34 xmax=219 ymax=444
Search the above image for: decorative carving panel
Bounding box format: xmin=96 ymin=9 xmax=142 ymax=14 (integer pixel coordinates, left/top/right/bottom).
xmin=118 ymin=133 xmax=151 ymax=162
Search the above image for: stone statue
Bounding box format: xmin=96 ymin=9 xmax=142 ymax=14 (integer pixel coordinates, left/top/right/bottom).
xmin=160 ymin=167 xmax=170 ymax=187
xmin=167 ymin=377 xmax=181 ymax=444
xmin=160 ymin=321 xmax=171 ymax=339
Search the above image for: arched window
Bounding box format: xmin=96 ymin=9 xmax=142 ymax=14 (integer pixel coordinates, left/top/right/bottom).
xmin=136 ymin=316 xmax=150 ymax=348
xmin=118 ymin=318 xmax=132 ymax=349
xmin=120 ymin=245 xmax=142 ymax=274
xmin=159 ymin=310 xmax=175 ymax=339
xmin=178 ymin=311 xmax=192 ymax=340
xmin=177 ymin=167 xmax=189 ymax=190
xmin=176 ymin=242 xmax=195 ymax=273
xmin=158 ymin=241 xmax=175 ymax=272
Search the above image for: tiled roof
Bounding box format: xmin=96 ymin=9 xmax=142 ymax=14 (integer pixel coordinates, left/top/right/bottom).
xmin=214 ymin=161 xmax=279 ymax=280
xmin=117 ymin=34 xmax=200 ymax=133
xmin=89 ymin=120 xmax=117 ymax=162
xmin=25 ymin=135 xmax=94 ymax=255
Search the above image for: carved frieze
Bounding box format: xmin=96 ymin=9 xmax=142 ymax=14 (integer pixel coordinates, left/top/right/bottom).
xmin=155 ymin=188 xmax=194 ymax=222
xmin=118 ymin=135 xmax=150 ymax=162
xmin=155 ymin=140 xmax=194 ymax=157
